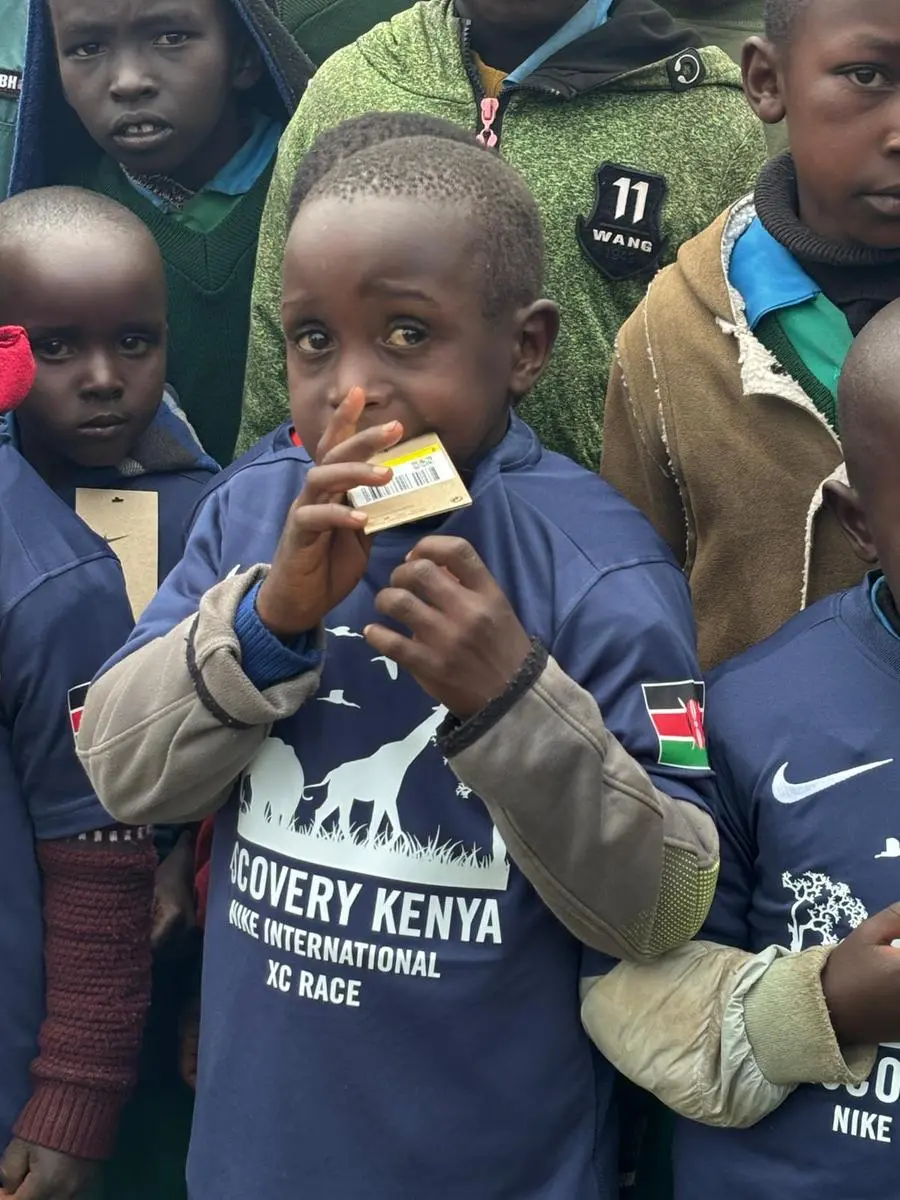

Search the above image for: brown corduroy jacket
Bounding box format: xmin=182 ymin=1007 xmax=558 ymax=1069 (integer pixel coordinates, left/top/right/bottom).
xmin=601 ymin=196 xmax=864 ymax=670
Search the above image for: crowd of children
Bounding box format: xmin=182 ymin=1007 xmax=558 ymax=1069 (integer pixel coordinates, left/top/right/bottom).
xmin=1 ymin=0 xmax=899 ymax=1198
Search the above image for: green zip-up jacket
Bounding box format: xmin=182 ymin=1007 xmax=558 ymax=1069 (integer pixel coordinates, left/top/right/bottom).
xmin=239 ymin=0 xmax=766 ymax=467
xmin=279 ymin=0 xmax=412 ymax=65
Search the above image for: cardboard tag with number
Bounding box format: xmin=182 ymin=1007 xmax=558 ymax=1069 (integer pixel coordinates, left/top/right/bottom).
xmin=347 ymin=434 xmax=472 ymax=534
xmin=75 ymin=488 xmax=158 ymax=620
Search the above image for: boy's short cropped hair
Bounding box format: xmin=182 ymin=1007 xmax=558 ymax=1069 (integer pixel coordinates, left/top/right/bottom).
xmin=0 ymin=184 xmax=156 ymax=261
xmin=289 ymin=111 xmax=479 ymax=219
xmin=299 ymin=135 xmax=545 ymax=320
xmin=763 ymin=0 xmax=814 ymax=44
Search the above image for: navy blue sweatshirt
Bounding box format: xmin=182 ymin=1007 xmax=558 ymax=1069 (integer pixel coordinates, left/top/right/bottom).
xmin=675 ymin=576 xmax=900 ymax=1200
xmin=109 ymin=415 xmax=714 ymax=1200
xmin=0 ymin=390 xmax=217 ymax=582
xmin=0 ymin=443 xmax=134 ymax=1153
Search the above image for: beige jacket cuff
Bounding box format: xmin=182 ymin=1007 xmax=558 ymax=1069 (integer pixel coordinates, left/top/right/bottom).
xmin=78 ymin=567 xmax=324 ymax=826
xmin=743 ymin=945 xmax=877 ymax=1086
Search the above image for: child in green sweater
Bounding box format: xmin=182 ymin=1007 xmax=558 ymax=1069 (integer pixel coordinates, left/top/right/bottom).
xmin=238 ymin=0 xmax=767 ymax=469
xmin=12 ymin=0 xmax=313 ymax=465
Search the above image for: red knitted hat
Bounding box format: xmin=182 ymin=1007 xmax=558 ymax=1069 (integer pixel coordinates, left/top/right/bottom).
xmin=0 ymin=326 xmax=35 ymax=415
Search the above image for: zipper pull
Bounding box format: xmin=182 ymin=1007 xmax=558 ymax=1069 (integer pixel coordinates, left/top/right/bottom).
xmin=476 ymin=97 xmax=499 ymax=149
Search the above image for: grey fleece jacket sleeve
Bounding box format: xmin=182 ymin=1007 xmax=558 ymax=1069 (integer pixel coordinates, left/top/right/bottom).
xmin=78 ymin=569 xmax=324 ymax=825
xmin=80 ymin=567 xmax=716 ymax=963
xmin=441 ymin=649 xmax=719 ymax=961
xmin=580 ymin=940 xmax=876 ymax=1128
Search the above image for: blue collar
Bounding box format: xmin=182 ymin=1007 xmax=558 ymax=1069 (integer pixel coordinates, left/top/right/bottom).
xmin=729 ymin=216 xmax=820 ymax=330
xmin=129 ymin=112 xmax=282 ymax=212
xmin=870 ymin=574 xmax=900 ymax=641
xmin=204 ymin=112 xmax=281 ymax=196
xmin=505 ymin=0 xmax=614 ymax=85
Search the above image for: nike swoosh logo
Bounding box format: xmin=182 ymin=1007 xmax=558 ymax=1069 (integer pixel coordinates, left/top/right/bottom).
xmin=772 ymin=758 xmax=893 ymax=804
xmin=224 ymin=564 xmax=242 ymax=579
xmin=105 ymin=535 xmax=127 ymax=544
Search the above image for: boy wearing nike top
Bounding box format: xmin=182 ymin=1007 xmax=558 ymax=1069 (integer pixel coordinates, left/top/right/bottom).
xmin=582 ymin=299 xmax=900 ymax=1200
xmin=76 ymin=137 xmax=719 ymax=1200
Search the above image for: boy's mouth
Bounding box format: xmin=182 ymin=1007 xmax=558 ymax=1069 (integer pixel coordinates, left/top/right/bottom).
xmin=111 ymin=115 xmax=173 ymax=151
xmin=79 ymin=413 xmax=129 ymax=438
xmin=862 ymin=188 xmax=900 ymax=218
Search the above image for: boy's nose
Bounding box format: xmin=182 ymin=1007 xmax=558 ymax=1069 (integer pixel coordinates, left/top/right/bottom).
xmin=328 ymin=360 xmax=393 ymax=413
xmin=81 ymin=354 xmax=125 ymax=401
xmin=109 ymin=56 xmax=157 ymax=102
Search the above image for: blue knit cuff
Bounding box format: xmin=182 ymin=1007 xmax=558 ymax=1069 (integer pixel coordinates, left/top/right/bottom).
xmin=235 ymin=581 xmax=322 ymax=689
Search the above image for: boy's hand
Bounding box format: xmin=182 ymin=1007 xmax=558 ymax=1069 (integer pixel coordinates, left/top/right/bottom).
xmin=256 ymin=387 xmax=403 ymax=639
xmin=822 ymin=903 xmax=900 ymax=1046
xmin=364 ymin=536 xmax=533 ymax=720
xmin=0 ymin=1140 xmax=96 ymax=1199
xmin=151 ymin=830 xmax=197 ymax=952
xmin=179 ymin=995 xmax=201 ymax=1092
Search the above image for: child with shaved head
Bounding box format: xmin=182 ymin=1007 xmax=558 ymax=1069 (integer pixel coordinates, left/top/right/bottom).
xmin=77 ymin=134 xmax=720 ymax=1200
xmin=562 ymin=299 xmax=900 ymax=1200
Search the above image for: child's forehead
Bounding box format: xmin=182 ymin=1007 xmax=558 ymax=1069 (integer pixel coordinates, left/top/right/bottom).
xmin=792 ymin=0 xmax=900 ymax=43
xmin=286 ymin=195 xmax=481 ymax=287
xmin=49 ymin=0 xmax=223 ymax=29
xmin=293 ymin=192 xmax=474 ymax=248
xmin=1 ymin=231 xmax=165 ymax=318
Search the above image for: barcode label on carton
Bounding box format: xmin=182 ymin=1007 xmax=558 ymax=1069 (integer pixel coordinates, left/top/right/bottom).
xmin=346 ymin=434 xmax=472 ymax=533
xmin=349 ymin=445 xmax=455 ymax=507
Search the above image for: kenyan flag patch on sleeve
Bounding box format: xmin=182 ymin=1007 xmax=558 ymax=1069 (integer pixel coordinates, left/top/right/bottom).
xmin=68 ymin=682 xmax=90 ymax=738
xmin=642 ymin=680 xmax=708 ymax=771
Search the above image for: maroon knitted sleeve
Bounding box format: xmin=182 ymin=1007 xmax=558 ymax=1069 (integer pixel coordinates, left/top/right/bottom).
xmin=13 ymin=828 xmax=156 ymax=1160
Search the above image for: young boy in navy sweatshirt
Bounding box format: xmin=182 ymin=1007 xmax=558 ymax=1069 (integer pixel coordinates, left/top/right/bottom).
xmin=0 ymin=186 xmax=218 ymax=584
xmin=78 ymin=136 xmax=719 ymax=1200
xmin=581 ymin=299 xmax=900 ymax=1200
xmin=0 ymin=185 xmax=217 ymax=1199
xmin=0 ymin=328 xmax=155 ymax=1200
xmin=12 ymin=0 xmax=313 ymax=464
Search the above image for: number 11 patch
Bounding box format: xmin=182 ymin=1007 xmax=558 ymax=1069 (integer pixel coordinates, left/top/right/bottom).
xmin=577 ymin=163 xmax=667 ymax=281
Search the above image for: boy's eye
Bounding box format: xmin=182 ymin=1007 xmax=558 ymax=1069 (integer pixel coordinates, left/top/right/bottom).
xmin=120 ymin=335 xmax=151 ymax=355
xmin=71 ymin=42 xmax=105 ymax=58
xmin=385 ymin=325 xmax=426 ymax=348
xmin=34 ymin=338 xmax=72 ymax=360
xmin=295 ymin=330 xmax=331 ymax=353
xmin=848 ymin=66 xmax=888 ymax=88
xmin=154 ymin=32 xmax=190 ymax=48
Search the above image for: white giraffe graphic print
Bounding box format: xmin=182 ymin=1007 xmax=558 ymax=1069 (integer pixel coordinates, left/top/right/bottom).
xmin=306 ymin=707 xmax=446 ymax=843
xmin=782 ymin=870 xmax=869 ymax=951
xmin=237 ymin=714 xmax=510 ymax=891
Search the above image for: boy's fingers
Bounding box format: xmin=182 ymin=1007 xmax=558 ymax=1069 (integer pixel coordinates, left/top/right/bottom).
xmin=363 ymin=623 xmax=429 ymax=674
xmin=388 ymin=558 xmax=462 ymax=612
xmin=291 ymin=504 xmax=369 ymax=535
xmin=315 ymin=386 xmax=367 ymax=461
xmin=406 ymin=536 xmax=494 ymax=592
xmin=860 ymin=901 xmax=900 ymax=945
xmin=319 ymin=421 xmax=404 ymax=468
xmin=374 ymin=586 xmax=444 ymax=637
xmin=301 ymin=462 xmax=392 ymax=505
xmin=0 ymin=1140 xmax=29 ymax=1191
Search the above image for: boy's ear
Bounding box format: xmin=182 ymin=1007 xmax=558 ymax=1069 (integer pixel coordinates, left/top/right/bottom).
xmin=231 ymin=35 xmax=264 ymax=93
xmin=742 ymin=36 xmax=787 ymax=125
xmin=825 ymin=478 xmax=879 ymax=566
xmin=508 ymin=300 xmax=559 ymax=403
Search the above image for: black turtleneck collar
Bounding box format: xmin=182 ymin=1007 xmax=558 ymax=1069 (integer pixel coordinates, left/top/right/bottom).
xmin=754 ymin=154 xmax=900 ymax=335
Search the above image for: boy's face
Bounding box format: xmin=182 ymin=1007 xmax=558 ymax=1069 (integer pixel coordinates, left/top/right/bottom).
xmin=748 ymin=0 xmax=900 ymax=247
xmin=4 ymin=231 xmax=166 ymax=473
xmin=281 ymin=195 xmax=553 ymax=468
xmin=48 ymin=0 xmax=259 ymax=192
